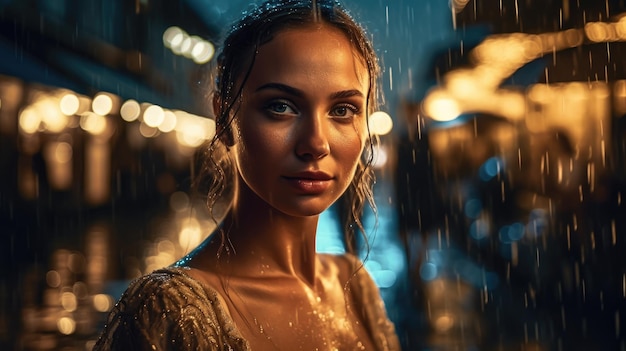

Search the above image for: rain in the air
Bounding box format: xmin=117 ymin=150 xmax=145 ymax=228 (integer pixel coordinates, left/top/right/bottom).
xmin=1 ymin=0 xmax=626 ymax=350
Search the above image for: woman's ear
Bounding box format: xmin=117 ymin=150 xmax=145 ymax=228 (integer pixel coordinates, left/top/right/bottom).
xmin=213 ymin=94 xmax=235 ymax=147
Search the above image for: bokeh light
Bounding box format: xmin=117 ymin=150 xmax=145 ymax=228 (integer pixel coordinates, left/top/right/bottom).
xmin=120 ymin=99 xmax=141 ymax=122
xmin=369 ymin=111 xmax=393 ymax=135
xmin=423 ymin=90 xmax=461 ymax=122
xmin=143 ymin=105 xmax=165 ymax=128
xmin=57 ymin=317 xmax=76 ymax=335
xmin=159 ymin=110 xmax=177 ymax=132
xmin=93 ymin=294 xmax=113 ymax=312
xmin=92 ymin=93 xmax=113 ymax=116
xmin=80 ymin=112 xmax=107 ymax=135
xmin=18 ymin=107 xmax=41 ymax=134
xmin=59 ymin=93 xmax=80 ymax=116
xmin=162 ymin=26 xmax=214 ymax=64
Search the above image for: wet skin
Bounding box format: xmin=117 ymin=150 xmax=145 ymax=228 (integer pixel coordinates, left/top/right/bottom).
xmin=184 ymin=24 xmax=376 ymax=350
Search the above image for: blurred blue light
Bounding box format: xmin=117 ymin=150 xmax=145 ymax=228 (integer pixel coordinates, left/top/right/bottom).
xmin=479 ymin=156 xmax=503 ymax=181
xmin=469 ymin=219 xmax=490 ymax=240
xmin=372 ymin=270 xmax=398 ymax=288
xmin=427 ymin=249 xmax=444 ymax=265
xmin=420 ymin=262 xmax=438 ymax=281
xmin=464 ymin=198 xmax=483 ymax=219
xmin=316 ymin=207 xmax=345 ymax=254
xmin=365 ymin=259 xmax=382 ymax=272
xmin=498 ymin=222 xmax=525 ymax=243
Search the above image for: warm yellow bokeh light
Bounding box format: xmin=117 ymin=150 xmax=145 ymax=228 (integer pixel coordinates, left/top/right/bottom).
xmin=585 ymin=22 xmax=616 ymax=42
xmin=163 ymin=26 xmax=184 ymax=49
xmin=174 ymin=111 xmax=215 ymax=147
xmin=38 ymin=98 xmax=68 ymax=133
xmin=54 ymin=142 xmax=73 ymax=163
xmin=57 ymin=316 xmax=76 ymax=335
xmin=171 ymin=31 xmax=188 ymax=55
xmin=80 ymin=112 xmax=107 ymax=135
xmin=527 ymin=84 xmax=554 ymax=104
xmin=120 ymin=99 xmax=141 ymax=122
xmin=368 ymin=111 xmax=393 ymax=136
xmin=61 ymin=292 xmax=77 ymax=312
xmin=176 ymin=125 xmax=206 ymax=147
xmin=179 ymin=218 xmax=202 ymax=249
xmin=192 ymin=40 xmax=215 ymax=64
xmin=371 ymin=144 xmax=389 ymax=169
xmin=92 ymin=94 xmax=113 ymax=116
xmin=46 ymin=270 xmax=61 ymax=288
xmin=163 ymin=26 xmax=214 ymax=64
xmin=181 ymin=36 xmax=199 ymax=58
xmin=614 ymin=80 xmax=626 ymax=115
xmin=158 ymin=110 xmax=177 ymax=133
xmin=143 ymin=105 xmax=165 ymax=127
xmin=59 ymin=93 xmax=80 ymax=116
xmin=616 ymin=19 xmax=626 ymax=39
xmin=423 ymin=90 xmax=461 ymax=122
xmin=93 ymin=294 xmax=114 ymax=312
xmin=19 ymin=107 xmax=41 ymax=134
xmin=139 ymin=122 xmax=159 ymax=138
xmin=434 ymin=314 xmax=455 ymax=332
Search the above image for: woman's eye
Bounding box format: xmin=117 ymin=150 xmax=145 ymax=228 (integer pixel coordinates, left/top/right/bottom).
xmin=265 ymin=101 xmax=297 ymax=116
xmin=330 ymin=104 xmax=359 ymax=119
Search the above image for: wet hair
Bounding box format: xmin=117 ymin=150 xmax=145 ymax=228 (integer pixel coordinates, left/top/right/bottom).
xmin=198 ymin=0 xmax=381 ymax=255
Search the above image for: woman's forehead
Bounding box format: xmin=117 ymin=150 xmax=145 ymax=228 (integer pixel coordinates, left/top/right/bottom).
xmin=245 ymin=25 xmax=369 ymax=90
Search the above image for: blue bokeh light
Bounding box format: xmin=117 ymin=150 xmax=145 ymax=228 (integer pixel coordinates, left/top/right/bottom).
xmin=479 ymin=156 xmax=504 ymax=181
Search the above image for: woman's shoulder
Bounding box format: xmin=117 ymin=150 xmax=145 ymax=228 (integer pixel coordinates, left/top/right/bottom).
xmin=318 ymin=252 xmax=370 ymax=282
xmin=107 ymin=267 xmax=220 ymax=317
xmin=115 ymin=266 xmax=239 ymax=329
xmin=94 ymin=267 xmax=249 ymax=350
xmin=318 ymin=252 xmax=383 ymax=300
xmin=319 ymin=253 xmax=402 ymax=350
xmin=125 ymin=267 xmax=216 ymax=299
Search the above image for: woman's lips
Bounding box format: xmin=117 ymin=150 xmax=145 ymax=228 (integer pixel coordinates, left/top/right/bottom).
xmin=283 ymin=171 xmax=333 ymax=194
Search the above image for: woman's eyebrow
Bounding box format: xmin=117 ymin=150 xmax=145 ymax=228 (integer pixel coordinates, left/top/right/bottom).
xmin=255 ymin=83 xmax=304 ymax=97
xmin=329 ymin=89 xmax=364 ymax=100
xmin=255 ymin=83 xmax=365 ymax=100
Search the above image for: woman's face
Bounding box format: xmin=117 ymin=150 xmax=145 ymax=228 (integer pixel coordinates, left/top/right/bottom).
xmin=230 ymin=24 xmax=370 ymax=217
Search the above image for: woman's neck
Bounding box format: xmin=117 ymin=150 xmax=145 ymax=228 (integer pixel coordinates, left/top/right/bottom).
xmin=214 ymin=190 xmax=321 ymax=288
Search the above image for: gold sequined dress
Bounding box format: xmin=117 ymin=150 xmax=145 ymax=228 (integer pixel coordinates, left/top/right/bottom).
xmin=93 ymin=258 xmax=401 ymax=350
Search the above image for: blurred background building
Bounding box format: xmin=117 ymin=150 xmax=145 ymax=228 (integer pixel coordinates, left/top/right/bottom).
xmin=2 ymin=0 xmax=626 ymax=350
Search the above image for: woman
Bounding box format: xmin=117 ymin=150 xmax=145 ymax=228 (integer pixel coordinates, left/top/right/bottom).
xmin=94 ymin=0 xmax=401 ymax=350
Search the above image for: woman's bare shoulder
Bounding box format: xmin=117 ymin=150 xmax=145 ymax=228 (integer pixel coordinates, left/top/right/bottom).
xmin=318 ymin=252 xmax=366 ymax=279
xmin=317 ymin=253 xmax=402 ymax=350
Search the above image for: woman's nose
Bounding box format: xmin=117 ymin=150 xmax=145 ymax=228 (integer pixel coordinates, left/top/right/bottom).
xmin=295 ymin=113 xmax=330 ymax=160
